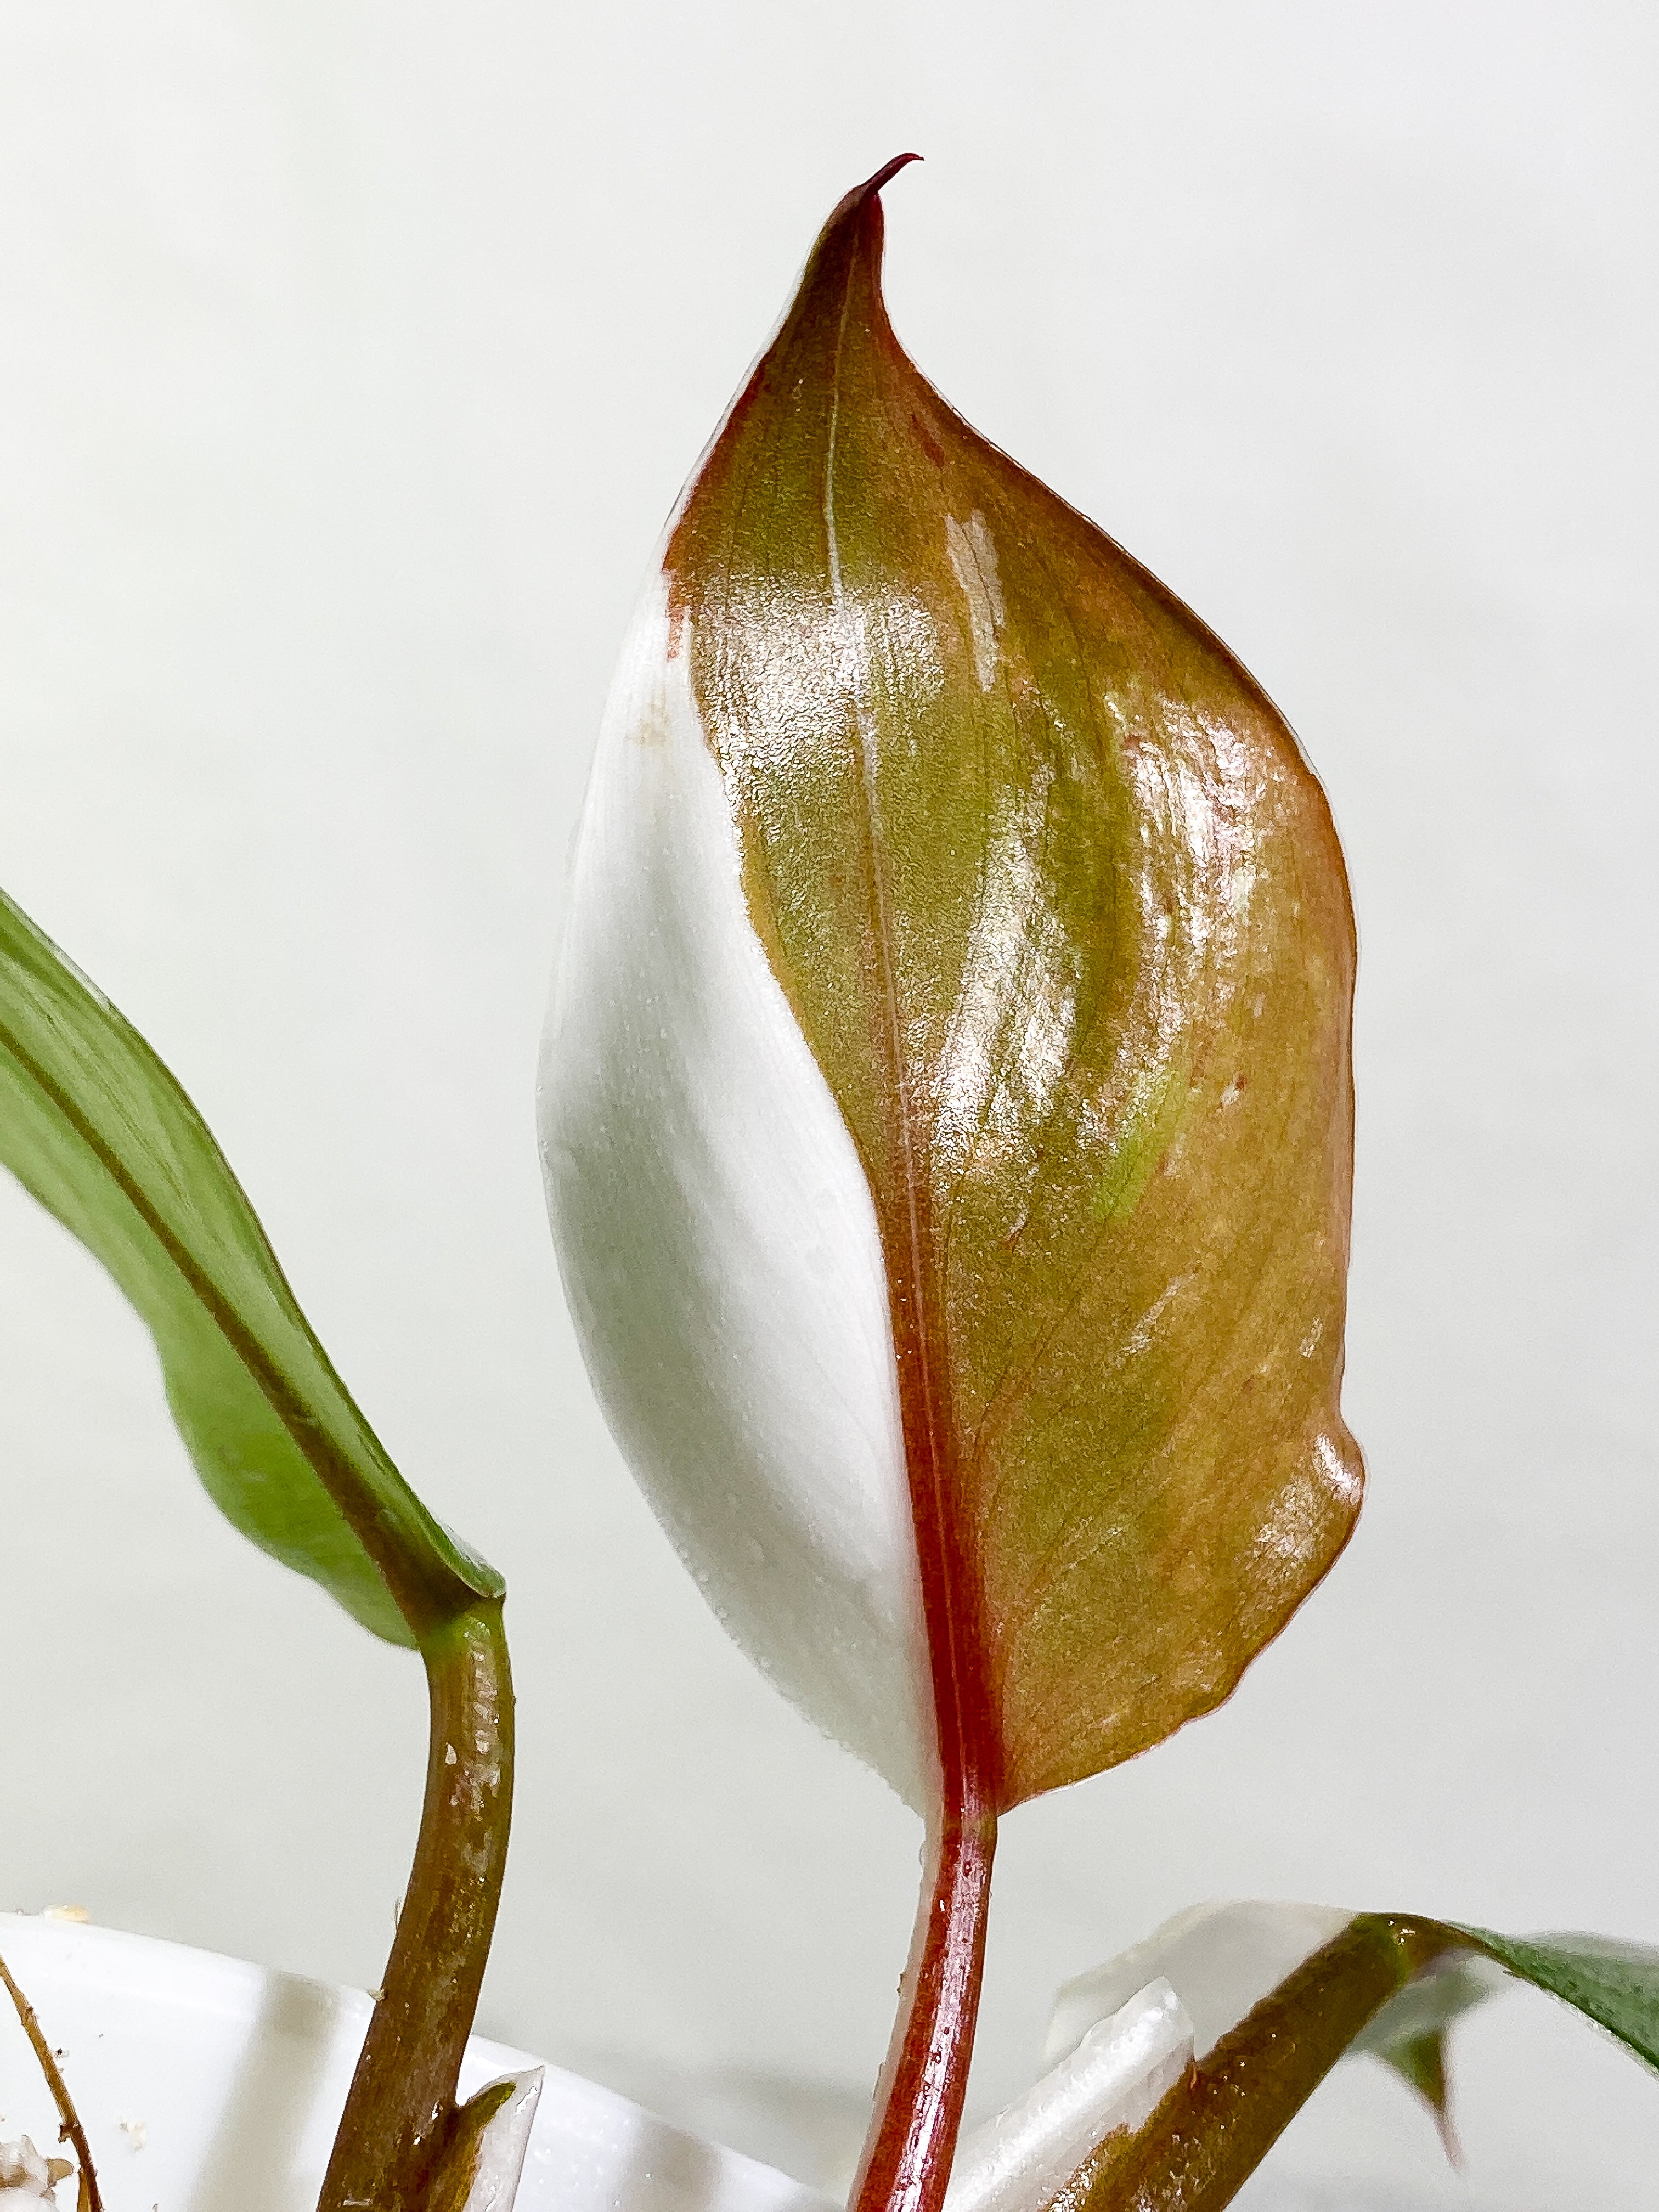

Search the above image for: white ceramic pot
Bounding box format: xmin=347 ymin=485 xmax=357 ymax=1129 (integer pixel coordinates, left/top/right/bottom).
xmin=0 ymin=1910 xmax=1334 ymax=2212
xmin=0 ymin=1913 xmax=833 ymax=2212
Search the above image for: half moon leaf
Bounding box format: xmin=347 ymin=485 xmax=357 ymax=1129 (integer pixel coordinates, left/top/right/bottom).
xmin=0 ymin=883 xmax=501 ymax=1644
xmin=545 ymin=161 xmax=1362 ymax=1812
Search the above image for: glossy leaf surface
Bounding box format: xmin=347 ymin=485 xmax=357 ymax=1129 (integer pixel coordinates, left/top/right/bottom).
xmin=661 ymin=163 xmax=1363 ymax=1805
xmin=0 ymin=885 xmax=500 ymax=1641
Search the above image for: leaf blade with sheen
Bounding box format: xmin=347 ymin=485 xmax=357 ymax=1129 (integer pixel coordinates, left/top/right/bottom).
xmin=659 ymin=165 xmax=1363 ymax=1807
xmin=0 ymin=884 xmax=500 ymax=1641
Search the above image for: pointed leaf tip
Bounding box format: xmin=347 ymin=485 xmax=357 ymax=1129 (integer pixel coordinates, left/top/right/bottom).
xmin=860 ymin=151 xmax=923 ymax=197
xmin=1374 ymin=2029 xmax=1459 ymax=2164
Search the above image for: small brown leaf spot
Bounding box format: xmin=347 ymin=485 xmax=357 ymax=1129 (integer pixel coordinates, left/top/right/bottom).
xmin=630 ymin=695 xmax=672 ymax=750
xmin=1221 ymin=1073 xmax=1247 ymax=1106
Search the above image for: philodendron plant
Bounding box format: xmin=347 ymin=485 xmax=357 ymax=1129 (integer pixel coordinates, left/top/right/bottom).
xmin=2 ymin=157 xmax=1656 ymax=2212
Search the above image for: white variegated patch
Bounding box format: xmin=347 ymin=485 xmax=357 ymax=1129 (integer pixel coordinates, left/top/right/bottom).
xmin=940 ymin=1911 xmax=1351 ymax=2212
xmin=540 ymin=575 xmax=933 ymax=1809
xmin=459 ymin=2069 xmax=544 ymax=2212
xmin=1045 ymin=1901 xmax=1356 ymax=2068
xmin=947 ymin=1980 xmax=1193 ymax=2212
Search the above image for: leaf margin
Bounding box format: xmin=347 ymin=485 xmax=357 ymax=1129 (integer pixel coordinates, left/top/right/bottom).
xmin=0 ymin=880 xmax=501 ymax=1644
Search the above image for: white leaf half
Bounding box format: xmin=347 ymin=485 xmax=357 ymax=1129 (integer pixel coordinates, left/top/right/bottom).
xmin=947 ymin=1980 xmax=1193 ymax=2212
xmin=1044 ymin=1901 xmax=1356 ymax=2069
xmin=460 ymin=2069 xmax=544 ymax=2212
xmin=540 ymin=577 xmax=933 ymax=1808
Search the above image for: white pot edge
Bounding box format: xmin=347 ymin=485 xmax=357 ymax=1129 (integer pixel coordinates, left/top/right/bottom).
xmin=0 ymin=1912 xmax=833 ymax=2212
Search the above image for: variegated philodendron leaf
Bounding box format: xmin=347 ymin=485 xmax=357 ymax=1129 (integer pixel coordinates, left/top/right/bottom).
xmin=0 ymin=884 xmax=500 ymax=1643
xmin=1026 ymin=1902 xmax=1659 ymax=2211
xmin=541 ymin=160 xmax=1362 ymax=1812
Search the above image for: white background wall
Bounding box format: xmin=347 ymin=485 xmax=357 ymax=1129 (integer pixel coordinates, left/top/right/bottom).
xmin=0 ymin=5 xmax=1654 ymax=2207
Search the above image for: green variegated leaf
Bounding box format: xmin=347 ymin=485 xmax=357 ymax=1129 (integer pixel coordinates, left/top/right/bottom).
xmin=0 ymin=884 xmax=500 ymax=1641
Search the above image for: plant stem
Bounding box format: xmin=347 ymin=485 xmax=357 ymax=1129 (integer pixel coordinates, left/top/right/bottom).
xmin=847 ymin=1790 xmax=997 ymax=2212
xmin=0 ymin=1942 xmax=103 ymax=2212
xmin=1078 ymin=1917 xmax=1460 ymax=2212
xmin=318 ymin=1596 xmax=515 ymax=2212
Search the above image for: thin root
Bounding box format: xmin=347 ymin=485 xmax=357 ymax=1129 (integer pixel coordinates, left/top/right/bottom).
xmin=0 ymin=1943 xmax=104 ymax=2212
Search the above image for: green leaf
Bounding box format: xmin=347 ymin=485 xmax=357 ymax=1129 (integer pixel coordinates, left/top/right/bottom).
xmin=1353 ymin=1940 xmax=1507 ymax=2149
xmin=1375 ymin=2025 xmax=1448 ymax=2112
xmin=0 ymin=884 xmax=501 ymax=1643
xmin=1454 ymin=1927 xmax=1659 ymax=2072
xmin=1369 ymin=2028 xmax=1456 ymax=2161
